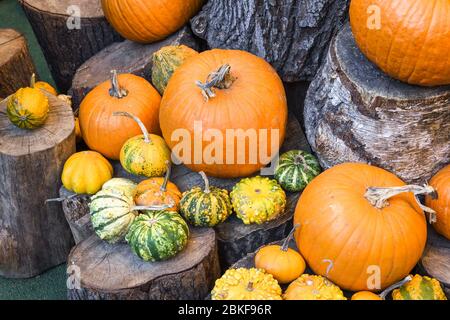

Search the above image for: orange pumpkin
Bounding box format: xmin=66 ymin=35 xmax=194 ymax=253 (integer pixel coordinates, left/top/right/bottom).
xmin=426 ymin=165 xmax=450 ymax=240
xmin=160 ymin=49 xmax=288 ymax=178
xmin=134 ymin=161 xmax=182 ymax=211
xmin=79 ymin=70 xmax=161 ymax=160
xmin=350 ymin=0 xmax=450 ymax=86
xmin=101 ymin=0 xmax=205 ymax=43
xmin=294 ymin=163 xmax=430 ymax=292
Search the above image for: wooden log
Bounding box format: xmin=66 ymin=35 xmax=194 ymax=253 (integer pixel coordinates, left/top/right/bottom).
xmin=60 ymin=114 xmax=310 ymax=269
xmin=191 ymin=0 xmax=350 ymax=82
xmin=304 ymin=24 xmax=450 ymax=184
xmin=59 ymin=188 xmax=91 ymax=245
xmin=0 ymin=29 xmax=36 ymax=97
xmin=69 ymin=26 xmax=201 ymax=110
xmin=20 ymin=0 xmax=122 ymax=92
xmin=67 ymin=228 xmax=220 ymax=300
xmin=0 ymin=93 xmax=75 ymax=278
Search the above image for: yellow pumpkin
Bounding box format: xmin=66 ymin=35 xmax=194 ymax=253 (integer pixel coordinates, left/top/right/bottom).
xmin=283 ymin=275 xmax=347 ymax=300
xmin=7 ymin=87 xmax=49 ymax=129
xmin=31 ymin=74 xmax=57 ymax=96
xmin=62 ymin=151 xmax=113 ymax=195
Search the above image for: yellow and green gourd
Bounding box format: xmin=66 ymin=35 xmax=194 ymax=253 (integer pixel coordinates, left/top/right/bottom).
xmin=7 ymin=86 xmax=49 ymax=129
xmin=180 ymin=172 xmax=232 ymax=227
xmin=231 ymin=176 xmax=286 ymax=224
xmin=152 ymin=45 xmax=199 ymax=95
xmin=125 ymin=210 xmax=189 ymax=262
xmin=283 ymin=274 xmax=347 ymax=300
xmin=392 ymin=274 xmax=447 ymax=300
xmin=102 ymin=178 xmax=137 ymax=196
xmin=211 ymin=268 xmax=282 ymax=300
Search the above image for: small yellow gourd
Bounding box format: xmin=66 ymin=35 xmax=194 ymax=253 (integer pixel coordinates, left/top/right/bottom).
xmin=7 ymin=87 xmax=49 ymax=129
xmin=31 ymin=73 xmax=57 ymax=96
xmin=283 ymin=274 xmax=347 ymax=300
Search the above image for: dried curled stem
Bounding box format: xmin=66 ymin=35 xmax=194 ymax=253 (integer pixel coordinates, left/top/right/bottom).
xmin=195 ymin=64 xmax=236 ymax=101
xmin=379 ymin=275 xmax=413 ymax=300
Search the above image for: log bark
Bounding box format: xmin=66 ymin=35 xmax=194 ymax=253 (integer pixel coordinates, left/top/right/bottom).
xmin=304 ymin=24 xmax=450 ymax=184
xmin=0 ymin=29 xmax=36 ymax=97
xmin=20 ymin=0 xmax=122 ymax=92
xmin=59 ymin=187 xmax=91 ymax=244
xmin=191 ymin=0 xmax=350 ymax=82
xmin=69 ymin=26 xmax=200 ymax=110
xmin=0 ymin=93 xmax=75 ymax=278
xmin=67 ymin=228 xmax=220 ymax=300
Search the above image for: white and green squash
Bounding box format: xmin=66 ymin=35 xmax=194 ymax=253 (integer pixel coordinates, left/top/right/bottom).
xmin=102 ymin=178 xmax=137 ymax=196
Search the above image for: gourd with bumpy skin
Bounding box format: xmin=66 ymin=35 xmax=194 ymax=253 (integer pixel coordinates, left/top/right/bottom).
xmin=31 ymin=73 xmax=57 ymax=96
xmin=115 ymin=111 xmax=171 ymax=178
xmin=135 ymin=161 xmax=182 ymax=211
xmin=125 ymin=210 xmax=189 ymax=262
xmin=231 ymin=176 xmax=286 ymax=225
xmin=275 ymin=150 xmax=321 ymax=192
xmin=211 ymin=268 xmax=282 ymax=300
xmin=62 ymin=151 xmax=113 ymax=195
xmin=180 ymin=172 xmax=232 ymax=227
xmin=255 ymin=225 xmax=305 ymax=284
xmin=102 ymin=178 xmax=137 ymax=196
xmin=284 ymin=275 xmax=347 ymax=300
xmin=7 ymin=87 xmax=49 ymax=129
xmin=152 ymin=45 xmax=199 ymax=95
xmin=426 ymin=165 xmax=450 ymax=240
xmin=392 ymin=275 xmax=447 ymax=300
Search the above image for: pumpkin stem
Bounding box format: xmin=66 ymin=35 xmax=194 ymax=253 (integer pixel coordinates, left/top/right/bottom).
xmin=30 ymin=73 xmax=36 ymax=88
xmin=109 ymin=70 xmax=128 ymax=99
xmin=246 ymin=282 xmax=254 ymax=292
xmin=379 ymin=275 xmax=413 ymax=300
xmin=281 ymin=224 xmax=300 ymax=251
xmin=195 ymin=64 xmax=236 ymax=101
xmin=364 ymin=184 xmax=437 ymax=223
xmin=199 ymin=171 xmax=210 ymax=193
xmin=113 ymin=111 xmax=152 ymax=144
xmin=161 ymin=160 xmax=172 ymax=192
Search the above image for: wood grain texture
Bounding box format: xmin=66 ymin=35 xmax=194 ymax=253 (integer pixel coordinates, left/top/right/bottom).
xmin=67 ymin=227 xmax=220 ymax=300
xmin=191 ymin=0 xmax=350 ymax=82
xmin=69 ymin=26 xmax=201 ymax=110
xmin=304 ymin=24 xmax=450 ymax=184
xmin=20 ymin=0 xmax=122 ymax=92
xmin=0 ymin=93 xmax=75 ymax=278
xmin=0 ymin=29 xmax=36 ymax=97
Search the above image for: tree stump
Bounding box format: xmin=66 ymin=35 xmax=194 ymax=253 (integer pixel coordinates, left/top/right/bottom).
xmin=20 ymin=0 xmax=122 ymax=92
xmin=68 ymin=26 xmax=200 ymax=110
xmin=0 ymin=29 xmax=36 ymax=97
xmin=191 ymin=0 xmax=350 ymax=82
xmin=59 ymin=187 xmax=91 ymax=245
xmin=304 ymin=24 xmax=450 ymax=184
xmin=67 ymin=228 xmax=220 ymax=300
xmin=0 ymin=94 xmax=75 ymax=278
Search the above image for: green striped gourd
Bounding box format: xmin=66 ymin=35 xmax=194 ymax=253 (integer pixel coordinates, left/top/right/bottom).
xmin=392 ymin=275 xmax=447 ymax=300
xmin=7 ymin=87 xmax=49 ymax=129
xmin=275 ymin=150 xmax=321 ymax=192
xmin=180 ymin=172 xmax=232 ymax=227
xmin=126 ymin=210 xmax=189 ymax=262
xmin=102 ymin=178 xmax=137 ymax=196
xmin=231 ymin=176 xmax=286 ymax=225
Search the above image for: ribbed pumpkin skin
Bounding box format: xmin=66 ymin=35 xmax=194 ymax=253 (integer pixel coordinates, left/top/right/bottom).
xmin=135 ymin=178 xmax=182 ymax=211
xmin=180 ymin=186 xmax=232 ymax=227
xmin=152 ymin=45 xmax=199 ymax=95
xmin=426 ymin=165 xmax=450 ymax=240
xmin=294 ymin=163 xmax=427 ymax=291
xmin=90 ymin=189 xmax=137 ymax=243
xmin=160 ymin=49 xmax=288 ymax=178
xmin=79 ymin=74 xmax=161 ymax=160
xmin=231 ymin=176 xmax=286 ymax=225
xmin=125 ymin=210 xmax=189 ymax=262
xmin=350 ymin=0 xmax=450 ymax=86
xmin=392 ymin=275 xmax=447 ymax=300
xmin=275 ymin=150 xmax=321 ymax=192
xmin=62 ymin=151 xmax=113 ymax=195
xmin=102 ymin=0 xmax=205 ymax=43
xmin=284 ymin=275 xmax=347 ymax=300
xmin=7 ymin=87 xmax=49 ymax=129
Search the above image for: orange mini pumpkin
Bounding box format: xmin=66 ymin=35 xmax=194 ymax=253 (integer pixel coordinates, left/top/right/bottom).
xmin=426 ymin=165 xmax=450 ymax=240
xmin=79 ymin=70 xmax=161 ymax=160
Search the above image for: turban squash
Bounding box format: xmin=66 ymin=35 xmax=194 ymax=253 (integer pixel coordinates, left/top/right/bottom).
xmin=350 ymin=0 xmax=450 ymax=86
xmin=160 ymin=49 xmax=288 ymax=178
xmin=294 ymin=163 xmax=430 ymax=292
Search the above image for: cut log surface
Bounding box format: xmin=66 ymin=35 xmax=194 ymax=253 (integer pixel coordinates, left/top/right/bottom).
xmin=68 ymin=227 xmax=220 ymax=300
xmin=0 ymin=29 xmax=36 ymax=97
xmin=304 ymin=24 xmax=450 ymax=184
xmin=69 ymin=26 xmax=201 ymax=110
xmin=191 ymin=0 xmax=350 ymax=82
xmin=20 ymin=0 xmax=122 ymax=92
xmin=0 ymin=94 xmax=75 ymax=278
xmin=60 ymin=114 xmax=310 ymax=268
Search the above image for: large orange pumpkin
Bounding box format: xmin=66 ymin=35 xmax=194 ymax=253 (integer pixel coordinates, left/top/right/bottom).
xmin=79 ymin=71 xmax=161 ymax=160
xmin=159 ymin=49 xmax=288 ymax=178
xmin=350 ymin=0 xmax=450 ymax=86
xmin=101 ymin=0 xmax=205 ymax=43
xmin=294 ymin=163 xmax=429 ymax=292
xmin=426 ymin=165 xmax=450 ymax=240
